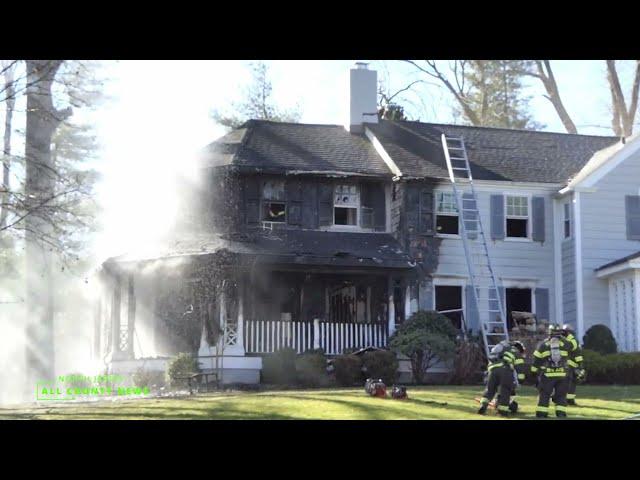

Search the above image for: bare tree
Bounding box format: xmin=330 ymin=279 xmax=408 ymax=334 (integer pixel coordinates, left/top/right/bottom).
xmin=606 ymin=60 xmax=640 ymax=137
xmin=0 ymin=60 xmax=15 ymax=232
xmin=523 ymin=61 xmax=578 ymax=134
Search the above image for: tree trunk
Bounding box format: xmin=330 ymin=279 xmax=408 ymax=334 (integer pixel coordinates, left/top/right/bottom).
xmin=24 ymin=60 xmax=71 ymax=387
xmin=0 ymin=61 xmax=15 ymax=232
xmin=536 ymin=61 xmax=578 ymax=134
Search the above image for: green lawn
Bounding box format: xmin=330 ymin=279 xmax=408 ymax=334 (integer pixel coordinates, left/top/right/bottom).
xmin=2 ymin=385 xmax=640 ymax=420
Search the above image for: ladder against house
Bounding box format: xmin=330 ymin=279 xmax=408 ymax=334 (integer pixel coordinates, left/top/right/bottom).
xmin=440 ymin=134 xmax=509 ymax=357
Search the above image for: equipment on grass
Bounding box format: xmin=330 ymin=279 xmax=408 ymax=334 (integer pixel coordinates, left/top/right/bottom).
xmin=365 ymin=378 xmax=387 ymax=398
xmin=391 ymin=385 xmax=407 ymax=399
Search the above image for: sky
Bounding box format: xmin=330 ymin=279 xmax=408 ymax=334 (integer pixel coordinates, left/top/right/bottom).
xmin=76 ymin=60 xmax=636 ymax=263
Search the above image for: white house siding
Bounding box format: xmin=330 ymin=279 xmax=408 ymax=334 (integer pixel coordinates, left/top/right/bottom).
xmin=579 ymin=150 xmax=640 ymax=334
xmin=432 ymin=182 xmax=558 ymax=325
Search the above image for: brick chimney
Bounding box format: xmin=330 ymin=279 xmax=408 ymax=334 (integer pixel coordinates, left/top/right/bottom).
xmin=349 ymin=62 xmax=378 ymax=133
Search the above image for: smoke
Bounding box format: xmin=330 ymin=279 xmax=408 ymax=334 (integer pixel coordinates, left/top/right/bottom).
xmin=0 ymin=61 xmax=215 ymax=406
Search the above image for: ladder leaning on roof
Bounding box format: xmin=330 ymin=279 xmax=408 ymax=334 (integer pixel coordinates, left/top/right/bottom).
xmin=440 ymin=134 xmax=509 ymax=357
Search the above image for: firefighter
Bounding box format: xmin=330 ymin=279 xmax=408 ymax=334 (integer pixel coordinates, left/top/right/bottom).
xmin=507 ymin=340 xmax=527 ymax=413
xmin=562 ymin=324 xmax=585 ymax=406
xmin=531 ymin=325 xmax=573 ymax=418
xmin=477 ymin=340 xmax=519 ymax=417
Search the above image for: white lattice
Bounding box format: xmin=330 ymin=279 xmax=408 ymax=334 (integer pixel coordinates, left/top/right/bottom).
xmin=224 ymin=324 xmax=238 ymax=346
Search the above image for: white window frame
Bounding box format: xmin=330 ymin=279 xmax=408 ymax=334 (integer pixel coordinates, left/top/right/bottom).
xmin=434 ymin=191 xmax=460 ymax=238
xmin=563 ymin=202 xmax=572 ymax=240
xmin=332 ymin=184 xmax=360 ymax=229
xmin=432 ymin=277 xmax=467 ymax=327
xmin=504 ymin=194 xmax=532 ymax=241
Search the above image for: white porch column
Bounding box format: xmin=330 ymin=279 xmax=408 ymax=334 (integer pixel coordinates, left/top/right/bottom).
xmin=404 ymin=284 xmax=411 ymax=321
xmin=313 ymin=319 xmax=321 ymax=349
xmin=388 ymin=277 xmax=396 ymax=336
xmin=235 ymin=286 xmax=245 ymax=354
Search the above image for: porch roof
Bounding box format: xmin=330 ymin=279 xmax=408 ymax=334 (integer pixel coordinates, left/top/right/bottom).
xmin=104 ymin=230 xmax=416 ymax=270
xmin=595 ymin=250 xmax=640 ymax=278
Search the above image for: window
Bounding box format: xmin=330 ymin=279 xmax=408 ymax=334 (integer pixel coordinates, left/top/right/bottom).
xmin=435 ymin=285 xmax=463 ymax=330
xmin=505 ymin=288 xmax=532 ymax=330
xmin=435 ymin=192 xmax=459 ymax=235
xmin=563 ymin=203 xmax=571 ymax=239
xmin=261 ymin=180 xmax=286 ymax=223
xmin=505 ymin=195 xmax=529 ymax=238
xmin=334 ymin=184 xmax=359 ymax=226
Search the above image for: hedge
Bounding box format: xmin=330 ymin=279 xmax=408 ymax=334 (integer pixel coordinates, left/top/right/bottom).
xmin=582 ymin=349 xmax=640 ymax=384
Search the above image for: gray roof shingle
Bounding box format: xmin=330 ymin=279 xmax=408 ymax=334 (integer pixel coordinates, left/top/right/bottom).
xmin=367 ymin=120 xmax=619 ymax=183
xmin=202 ymin=119 xmax=620 ymax=184
xmin=202 ymin=120 xmax=391 ymax=176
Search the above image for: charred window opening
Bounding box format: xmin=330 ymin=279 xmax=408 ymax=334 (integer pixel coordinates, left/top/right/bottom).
xmin=334 ymin=184 xmax=359 ymax=226
xmin=262 ymin=202 xmax=286 ymax=222
xmin=435 ymin=192 xmax=459 ymax=235
xmin=435 ymin=285 xmax=463 ymax=330
xmin=505 ymin=288 xmax=532 ymax=330
xmin=505 ymin=195 xmax=529 ymax=238
xmin=261 ymin=180 xmax=286 ymax=223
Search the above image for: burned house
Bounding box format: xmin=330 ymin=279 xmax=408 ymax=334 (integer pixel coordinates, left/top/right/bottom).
xmin=95 ymin=63 xmax=640 ymax=383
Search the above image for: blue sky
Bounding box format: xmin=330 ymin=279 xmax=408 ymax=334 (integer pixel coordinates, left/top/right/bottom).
xmin=76 ymin=60 xmax=638 ymax=260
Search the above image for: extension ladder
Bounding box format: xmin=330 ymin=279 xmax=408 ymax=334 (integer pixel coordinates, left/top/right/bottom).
xmin=441 ymin=134 xmax=509 ymax=357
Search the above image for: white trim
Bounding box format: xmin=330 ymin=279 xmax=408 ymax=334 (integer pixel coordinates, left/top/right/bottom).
xmin=434 ymin=188 xmax=461 ymax=237
xmin=500 ymin=278 xmax=539 ymax=289
xmin=635 ymin=270 xmax=640 ymax=351
xmin=502 ymin=284 xmax=536 ymax=316
xmin=595 ymin=260 xmax=640 ymax=278
xmin=574 ymin=191 xmax=585 ymax=342
xmin=431 ymin=178 xmax=562 ymax=192
xmin=364 ymin=126 xmax=403 ymax=178
xmin=576 ymin=135 xmax=640 ymax=189
xmin=432 ymin=282 xmax=466 ymax=326
xmin=504 ymin=193 xmax=532 ymax=240
xmin=553 ymin=198 xmax=563 ymax=326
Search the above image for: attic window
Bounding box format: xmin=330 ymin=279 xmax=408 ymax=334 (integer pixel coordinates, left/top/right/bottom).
xmin=262 ymin=180 xmax=286 ymax=223
xmin=334 ymin=184 xmax=359 ymax=226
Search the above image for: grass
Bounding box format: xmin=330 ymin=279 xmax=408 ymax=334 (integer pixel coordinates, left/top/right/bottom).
xmin=1 ymin=385 xmax=640 ymax=420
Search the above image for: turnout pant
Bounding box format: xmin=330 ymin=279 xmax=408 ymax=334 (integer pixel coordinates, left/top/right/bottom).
xmin=566 ymin=369 xmax=577 ymax=401
xmin=481 ymin=366 xmax=514 ymax=414
xmin=537 ymin=375 xmax=569 ymax=417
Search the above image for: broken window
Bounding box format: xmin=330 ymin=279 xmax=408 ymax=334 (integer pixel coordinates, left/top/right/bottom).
xmin=261 ymin=180 xmax=286 ymax=222
xmin=435 ymin=192 xmax=459 ymax=235
xmin=505 ymin=288 xmax=532 ymax=330
xmin=563 ymin=203 xmax=571 ymax=239
xmin=435 ymin=285 xmax=463 ymax=330
xmin=334 ymin=184 xmax=359 ymax=226
xmin=505 ymin=195 xmax=529 ymax=238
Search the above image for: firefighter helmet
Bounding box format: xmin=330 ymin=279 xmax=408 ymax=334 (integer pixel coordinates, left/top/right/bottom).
xmin=562 ymin=324 xmax=575 ymax=336
xmin=511 ymin=340 xmax=525 ymax=354
xmin=548 ymin=324 xmax=563 ymax=336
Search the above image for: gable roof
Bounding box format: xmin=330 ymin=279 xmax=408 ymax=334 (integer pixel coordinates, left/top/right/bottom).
xmin=366 ymin=120 xmax=619 ymax=184
xmin=202 ymin=120 xmax=391 ymax=177
xmin=202 ymin=119 xmax=620 ymax=185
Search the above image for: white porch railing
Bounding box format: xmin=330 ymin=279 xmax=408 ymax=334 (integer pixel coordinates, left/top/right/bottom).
xmin=245 ymin=319 xmax=388 ymax=355
xmin=245 ymin=320 xmax=315 ymax=354
xmin=318 ymin=321 xmax=388 ymax=355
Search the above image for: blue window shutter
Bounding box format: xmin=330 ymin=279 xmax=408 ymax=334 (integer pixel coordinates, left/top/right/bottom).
xmin=420 ymin=280 xmax=434 ymax=311
xmin=626 ymin=195 xmax=640 ymax=240
xmin=286 ymin=180 xmax=302 ymax=226
xmin=532 ymin=196 xmax=545 ymax=243
xmin=245 ymin=176 xmax=260 ymax=225
xmin=465 ymin=285 xmax=479 ymax=333
xmin=490 ymin=195 xmax=505 ymax=240
xmin=318 ymin=183 xmax=333 ymax=226
xmin=535 ymin=288 xmax=550 ymax=323
xmin=462 ymin=193 xmax=477 ymax=240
